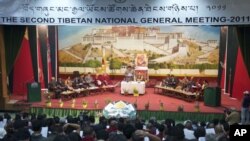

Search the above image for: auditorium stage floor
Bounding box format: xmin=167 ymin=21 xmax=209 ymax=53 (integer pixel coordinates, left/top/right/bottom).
xmin=10 ymin=87 xmax=241 ymax=114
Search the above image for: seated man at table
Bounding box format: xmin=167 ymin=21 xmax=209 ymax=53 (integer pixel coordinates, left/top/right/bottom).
xmin=185 ymin=77 xmax=196 ymax=92
xmin=98 ymin=72 xmax=113 ymax=86
xmin=85 ymin=72 xmax=97 ymax=87
xmin=48 ymin=77 xmax=66 ymax=99
xmin=169 ymin=75 xmax=179 ymax=88
xmin=72 ymin=75 xmax=82 ymax=89
xmin=162 ymin=74 xmax=171 ymax=87
xmin=124 ymin=66 xmax=134 ymax=82
xmin=57 ymin=78 xmax=68 ymax=91
xmin=97 ymin=72 xmax=116 ymax=92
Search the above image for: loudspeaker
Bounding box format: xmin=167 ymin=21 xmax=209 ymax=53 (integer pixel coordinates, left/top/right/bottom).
xmin=27 ymin=82 xmax=41 ymax=102
xmin=204 ymin=87 xmax=221 ymax=107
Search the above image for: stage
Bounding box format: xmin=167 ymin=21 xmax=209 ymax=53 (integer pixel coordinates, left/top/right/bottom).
xmin=10 ymin=87 xmax=241 ymax=121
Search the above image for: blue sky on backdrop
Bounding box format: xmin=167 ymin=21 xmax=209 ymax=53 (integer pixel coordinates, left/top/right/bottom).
xmin=58 ymin=26 xmax=220 ymax=49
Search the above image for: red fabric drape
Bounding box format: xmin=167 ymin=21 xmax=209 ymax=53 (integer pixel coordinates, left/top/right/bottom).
xmin=232 ymin=47 xmax=250 ymax=99
xmin=13 ymin=38 xmax=34 ymax=95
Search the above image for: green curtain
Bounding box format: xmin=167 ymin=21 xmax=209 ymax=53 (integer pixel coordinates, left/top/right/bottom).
xmin=237 ymin=26 xmax=250 ymax=77
xmin=3 ymin=25 xmax=26 ymax=74
xmin=30 ymin=107 xmax=224 ymax=122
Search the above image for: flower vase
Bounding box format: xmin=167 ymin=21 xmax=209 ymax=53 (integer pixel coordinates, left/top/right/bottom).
xmin=94 ymin=103 xmax=99 ymax=109
xmin=195 ymin=107 xmax=200 ymax=112
xmin=194 ymin=101 xmax=200 ymax=112
xmin=134 ymin=92 xmax=139 ymax=97
xmin=145 ymin=102 xmax=149 ymax=110
xmin=160 ymin=105 xmax=164 ymax=111
xmin=82 ymin=103 xmax=88 ymax=109
xmin=46 ymin=102 xmax=51 ymax=107
xmin=60 ymin=102 xmax=63 ymax=107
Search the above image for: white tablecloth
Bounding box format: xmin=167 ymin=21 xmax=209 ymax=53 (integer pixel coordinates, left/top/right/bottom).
xmin=121 ymin=81 xmax=145 ymax=94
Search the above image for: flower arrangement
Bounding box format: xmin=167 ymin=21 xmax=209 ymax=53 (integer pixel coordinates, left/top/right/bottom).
xmin=59 ymin=98 xmax=64 ymax=108
xmin=159 ymin=100 xmax=164 ymax=111
xmin=71 ymin=98 xmax=75 ymax=108
xmin=194 ymin=101 xmax=200 ymax=112
xmin=82 ymin=99 xmax=88 ymax=109
xmin=105 ymin=98 xmax=112 ymax=104
xmin=133 ymin=87 xmax=139 ymax=97
xmin=123 ymin=89 xmax=128 ymax=95
xmin=177 ymin=105 xmax=184 ymax=112
xmin=144 ymin=101 xmax=149 ymax=110
xmin=133 ymin=98 xmax=138 ymax=109
xmin=46 ymin=95 xmax=51 ymax=107
xmin=94 ymin=99 xmax=99 ymax=109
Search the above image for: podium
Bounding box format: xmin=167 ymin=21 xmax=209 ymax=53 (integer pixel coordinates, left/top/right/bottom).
xmin=27 ymin=82 xmax=41 ymax=102
xmin=204 ymin=87 xmax=221 ymax=107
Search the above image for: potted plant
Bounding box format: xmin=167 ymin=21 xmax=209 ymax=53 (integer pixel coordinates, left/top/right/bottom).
xmin=59 ymin=98 xmax=64 ymax=108
xmin=177 ymin=105 xmax=184 ymax=112
xmin=94 ymin=99 xmax=99 ymax=109
xmin=46 ymin=95 xmax=51 ymax=107
xmin=123 ymin=89 xmax=128 ymax=95
xmin=144 ymin=101 xmax=149 ymax=110
xmin=159 ymin=100 xmax=164 ymax=111
xmin=71 ymin=98 xmax=75 ymax=108
xmin=133 ymin=87 xmax=139 ymax=97
xmin=105 ymin=98 xmax=112 ymax=104
xmin=194 ymin=101 xmax=200 ymax=112
xmin=133 ymin=98 xmax=138 ymax=109
xmin=82 ymin=99 xmax=88 ymax=109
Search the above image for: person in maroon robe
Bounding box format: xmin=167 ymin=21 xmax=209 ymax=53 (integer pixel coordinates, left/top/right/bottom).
xmin=101 ymin=73 xmax=113 ymax=86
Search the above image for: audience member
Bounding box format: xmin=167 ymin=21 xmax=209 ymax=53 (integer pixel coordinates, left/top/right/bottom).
xmin=30 ymin=119 xmax=47 ymax=141
xmin=225 ymin=107 xmax=240 ymax=125
xmin=241 ymin=90 xmax=250 ymax=124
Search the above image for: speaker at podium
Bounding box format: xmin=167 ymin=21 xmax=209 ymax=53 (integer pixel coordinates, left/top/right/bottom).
xmin=27 ymin=82 xmax=41 ymax=102
xmin=204 ymin=87 xmax=221 ymax=107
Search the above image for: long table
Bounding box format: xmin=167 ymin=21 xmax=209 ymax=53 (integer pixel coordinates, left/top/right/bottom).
xmin=56 ymin=85 xmax=116 ymax=100
xmin=121 ymin=81 xmax=145 ymax=94
xmin=154 ymin=85 xmax=197 ymax=102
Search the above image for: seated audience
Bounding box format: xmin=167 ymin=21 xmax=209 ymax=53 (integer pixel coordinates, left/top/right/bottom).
xmin=30 ymin=119 xmax=47 ymax=141
xmin=0 ymin=111 xmax=242 ymax=141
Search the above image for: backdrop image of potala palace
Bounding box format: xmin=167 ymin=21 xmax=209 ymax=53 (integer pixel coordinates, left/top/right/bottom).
xmin=58 ymin=26 xmax=220 ymax=76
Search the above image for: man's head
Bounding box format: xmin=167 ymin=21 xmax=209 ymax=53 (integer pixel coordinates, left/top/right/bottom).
xmin=243 ymin=90 xmax=250 ymax=96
